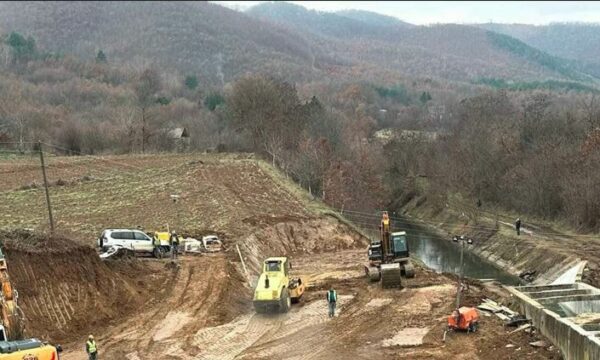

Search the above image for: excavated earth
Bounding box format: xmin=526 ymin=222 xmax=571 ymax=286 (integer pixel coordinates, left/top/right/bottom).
xmin=0 ymin=154 xmax=562 ymax=359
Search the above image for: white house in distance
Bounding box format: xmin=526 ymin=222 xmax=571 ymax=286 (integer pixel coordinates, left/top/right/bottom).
xmin=167 ymin=127 xmax=190 ymax=152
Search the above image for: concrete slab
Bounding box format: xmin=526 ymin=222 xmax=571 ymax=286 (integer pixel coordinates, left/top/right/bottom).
xmin=507 ymin=283 xmax=600 ymax=360
xmin=381 ymin=327 xmax=430 ymax=347
xmin=582 ymin=324 xmax=600 ymax=332
xmin=519 ymin=284 xmax=576 ymax=292
xmin=538 ymin=294 xmax=600 ymax=306
xmin=527 ymin=289 xmax=591 ymax=299
xmin=551 ymin=261 xmax=588 ymax=285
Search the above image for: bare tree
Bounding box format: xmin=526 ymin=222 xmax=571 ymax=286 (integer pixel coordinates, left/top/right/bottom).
xmin=0 ymin=81 xmax=28 ymax=152
xmin=133 ymin=68 xmax=161 ymax=153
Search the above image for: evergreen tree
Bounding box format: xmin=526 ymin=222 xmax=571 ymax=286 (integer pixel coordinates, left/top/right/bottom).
xmin=419 ymin=91 xmax=432 ymax=104
xmin=96 ymin=50 xmax=107 ymax=63
xmin=204 ymin=92 xmax=225 ymax=111
xmin=184 ymin=75 xmax=198 ymax=90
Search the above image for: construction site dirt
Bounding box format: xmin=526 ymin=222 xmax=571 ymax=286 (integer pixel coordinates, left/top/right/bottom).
xmin=0 ymin=154 xmax=563 ymax=359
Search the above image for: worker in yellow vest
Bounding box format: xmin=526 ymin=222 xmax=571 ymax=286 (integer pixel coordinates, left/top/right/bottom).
xmin=86 ymin=334 xmax=98 ymax=360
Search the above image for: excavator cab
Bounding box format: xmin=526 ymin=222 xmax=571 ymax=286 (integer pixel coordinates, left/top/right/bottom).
xmin=391 ymin=232 xmax=409 ymax=258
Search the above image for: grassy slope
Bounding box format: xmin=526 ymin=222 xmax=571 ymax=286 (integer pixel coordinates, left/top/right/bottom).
xmin=0 ymin=153 xmax=370 ymax=244
xmin=255 ymin=159 xmax=372 ymax=240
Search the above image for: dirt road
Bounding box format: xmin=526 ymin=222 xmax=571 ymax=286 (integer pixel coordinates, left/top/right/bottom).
xmin=60 ymin=249 xmax=560 ymax=360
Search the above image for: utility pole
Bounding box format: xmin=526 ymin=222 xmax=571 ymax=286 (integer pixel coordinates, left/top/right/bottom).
xmin=456 ymin=236 xmax=465 ymax=309
xmin=170 ymin=194 xmax=181 ymax=231
xmin=454 ymin=236 xmax=474 ymax=308
xmin=38 ymin=141 xmax=54 ymax=232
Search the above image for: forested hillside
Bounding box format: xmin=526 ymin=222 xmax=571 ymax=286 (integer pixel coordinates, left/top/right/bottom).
xmin=246 ymin=2 xmax=600 ymax=83
xmin=1 ymin=1 xmax=598 ymax=84
xmin=480 ymin=23 xmax=600 ymax=64
xmin=0 ymin=1 xmax=322 ymax=84
xmin=1 ymin=1 xmax=600 ymax=232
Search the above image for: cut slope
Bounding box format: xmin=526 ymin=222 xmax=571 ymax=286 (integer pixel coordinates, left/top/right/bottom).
xmin=0 ymin=229 xmax=171 ymax=343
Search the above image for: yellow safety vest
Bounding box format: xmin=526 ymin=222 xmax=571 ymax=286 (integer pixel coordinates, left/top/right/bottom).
xmin=87 ymin=340 xmax=97 ymax=353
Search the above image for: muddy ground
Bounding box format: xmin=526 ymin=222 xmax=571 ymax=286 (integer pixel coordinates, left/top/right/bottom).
xmin=54 ymin=249 xmax=560 ymax=360
xmin=0 ymin=154 xmax=562 ymax=359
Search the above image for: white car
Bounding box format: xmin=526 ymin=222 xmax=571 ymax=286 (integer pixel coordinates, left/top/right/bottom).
xmin=183 ymin=235 xmax=222 ymax=253
xmin=202 ymin=235 xmax=223 ymax=252
xmin=97 ymin=229 xmax=156 ymax=254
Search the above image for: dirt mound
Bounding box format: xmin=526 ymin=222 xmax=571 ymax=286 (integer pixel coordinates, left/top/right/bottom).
xmin=239 ymin=216 xmax=369 ymax=274
xmin=0 ymin=229 xmax=80 ymax=253
xmin=0 ymin=230 xmax=173 ymax=343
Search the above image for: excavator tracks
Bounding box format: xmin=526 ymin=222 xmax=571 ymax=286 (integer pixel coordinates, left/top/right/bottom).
xmin=402 ymin=262 xmax=415 ymax=278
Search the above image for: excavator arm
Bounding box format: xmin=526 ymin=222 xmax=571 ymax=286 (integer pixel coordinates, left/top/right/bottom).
xmin=0 ymin=249 xmax=23 ymax=340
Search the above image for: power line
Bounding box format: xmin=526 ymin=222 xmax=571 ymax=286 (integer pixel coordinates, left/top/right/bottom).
xmin=338 ymin=207 xmax=600 ymax=239
xmin=41 ymin=142 xmax=145 ymax=171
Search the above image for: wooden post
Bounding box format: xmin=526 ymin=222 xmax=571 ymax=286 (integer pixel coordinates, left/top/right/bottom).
xmin=236 ymin=244 xmax=251 ymax=286
xmin=38 ymin=141 xmax=54 ymax=232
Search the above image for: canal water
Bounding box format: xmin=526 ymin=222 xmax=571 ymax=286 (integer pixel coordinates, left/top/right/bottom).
xmin=349 ymin=213 xmax=521 ymax=285
xmin=405 ymin=223 xmax=521 ymax=285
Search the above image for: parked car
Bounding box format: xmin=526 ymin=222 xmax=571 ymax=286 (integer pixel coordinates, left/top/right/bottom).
xmin=97 ymin=229 xmax=168 ymax=257
xmin=182 ymin=235 xmax=222 ymax=253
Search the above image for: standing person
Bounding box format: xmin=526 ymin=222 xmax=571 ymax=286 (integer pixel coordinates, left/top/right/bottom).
xmin=326 ymin=287 xmax=337 ymax=318
xmin=515 ymin=218 xmax=521 ymax=236
xmin=86 ymin=335 xmax=98 ymax=360
xmin=170 ymin=231 xmax=179 ymax=260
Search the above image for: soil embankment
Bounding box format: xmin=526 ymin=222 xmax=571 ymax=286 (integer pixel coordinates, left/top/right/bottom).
xmin=1 ymin=230 xmax=175 ymax=344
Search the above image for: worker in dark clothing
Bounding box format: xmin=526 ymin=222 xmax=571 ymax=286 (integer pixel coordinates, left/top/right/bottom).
xmin=476 ymin=199 xmax=482 ymax=208
xmin=86 ymin=335 xmax=98 ymax=360
xmin=170 ymin=231 xmax=179 ymax=260
xmin=326 ymin=287 xmax=337 ymax=318
xmin=515 ymin=218 xmax=521 ymax=236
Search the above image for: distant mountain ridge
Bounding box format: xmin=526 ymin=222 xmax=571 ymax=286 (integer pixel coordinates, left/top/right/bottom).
xmin=0 ymin=1 xmax=598 ymax=87
xmin=478 ymin=23 xmax=600 ymax=65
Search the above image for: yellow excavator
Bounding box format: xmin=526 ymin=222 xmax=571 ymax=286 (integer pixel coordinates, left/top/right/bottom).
xmin=0 ymin=248 xmax=23 ymax=341
xmin=0 ymin=248 xmax=63 ymax=359
xmin=365 ymin=211 xmax=415 ymax=288
xmin=0 ymin=339 xmax=62 ymax=360
xmin=253 ymin=257 xmax=305 ymax=313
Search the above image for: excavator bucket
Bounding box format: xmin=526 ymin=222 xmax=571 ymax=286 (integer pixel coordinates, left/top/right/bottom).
xmin=380 ymin=263 xmax=402 ymax=288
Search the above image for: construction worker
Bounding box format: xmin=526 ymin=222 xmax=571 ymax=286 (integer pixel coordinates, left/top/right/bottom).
xmin=170 ymin=231 xmax=179 ymax=260
xmin=86 ymin=335 xmax=98 ymax=360
xmin=326 ymin=286 xmax=337 ymax=318
xmin=515 ymin=218 xmax=522 ymax=236
xmin=152 ymin=233 xmax=161 ymax=258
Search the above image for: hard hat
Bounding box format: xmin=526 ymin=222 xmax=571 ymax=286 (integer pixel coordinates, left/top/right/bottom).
xmin=88 ymin=335 xmax=94 ymax=340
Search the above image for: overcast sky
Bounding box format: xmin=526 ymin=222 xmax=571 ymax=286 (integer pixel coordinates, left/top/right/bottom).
xmin=215 ymin=1 xmax=600 ymax=25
